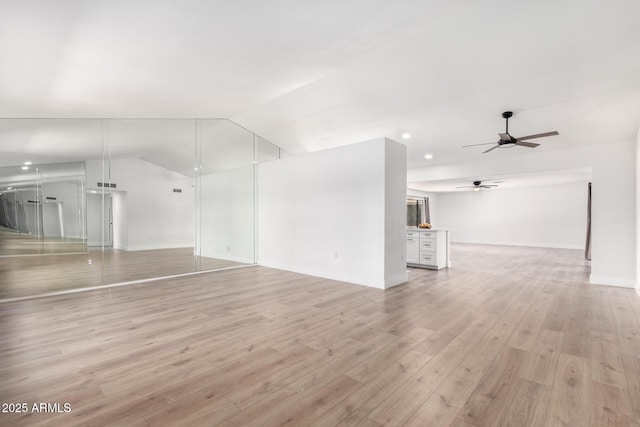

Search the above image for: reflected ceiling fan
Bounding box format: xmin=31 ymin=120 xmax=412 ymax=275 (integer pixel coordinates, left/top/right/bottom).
xmin=456 ymin=180 xmax=499 ymax=191
xmin=462 ymin=111 xmax=559 ymax=154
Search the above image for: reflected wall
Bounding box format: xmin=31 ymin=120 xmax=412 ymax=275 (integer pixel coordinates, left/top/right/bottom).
xmin=0 ymin=118 xmax=281 ymax=299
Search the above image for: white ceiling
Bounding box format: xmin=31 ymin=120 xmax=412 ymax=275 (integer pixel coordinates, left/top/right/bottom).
xmin=1 ymin=0 xmax=639 ymax=173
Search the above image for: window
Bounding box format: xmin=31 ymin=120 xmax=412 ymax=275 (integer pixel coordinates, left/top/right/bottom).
xmin=406 ymin=197 xmax=430 ymax=227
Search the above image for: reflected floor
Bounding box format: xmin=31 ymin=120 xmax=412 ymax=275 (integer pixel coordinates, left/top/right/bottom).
xmin=0 ymin=248 xmax=247 ymax=300
xmin=0 ymin=227 xmax=86 ymax=255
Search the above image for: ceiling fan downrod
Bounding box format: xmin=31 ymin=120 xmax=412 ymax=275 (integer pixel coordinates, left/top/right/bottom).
xmin=502 ymin=111 xmax=513 ymax=134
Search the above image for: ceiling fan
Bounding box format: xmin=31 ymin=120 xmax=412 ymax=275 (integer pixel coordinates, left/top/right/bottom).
xmin=456 ymin=180 xmax=499 ymax=191
xmin=462 ymin=111 xmax=559 ymax=154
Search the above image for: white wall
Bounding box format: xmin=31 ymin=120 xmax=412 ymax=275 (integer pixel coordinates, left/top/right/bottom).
xmin=385 ymin=141 xmax=409 ymax=285
xmin=409 ymin=141 xmax=636 ymax=288
xmin=407 ymin=188 xmax=438 ymax=227
xmin=86 ymin=158 xmax=194 ymax=251
xmin=436 ymin=183 xmax=588 ymax=249
xmin=636 ymin=126 xmax=640 ymax=296
xmin=259 ymin=138 xmax=407 ymax=289
xmin=199 ymin=165 xmax=255 ymax=264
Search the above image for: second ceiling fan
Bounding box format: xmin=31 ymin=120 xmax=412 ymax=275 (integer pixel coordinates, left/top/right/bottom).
xmin=463 ymin=111 xmax=559 ymax=154
xmin=457 ymin=180 xmax=499 ymax=191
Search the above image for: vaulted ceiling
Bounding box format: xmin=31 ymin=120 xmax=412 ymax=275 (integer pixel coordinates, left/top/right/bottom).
xmin=1 ymin=0 xmax=639 ymax=172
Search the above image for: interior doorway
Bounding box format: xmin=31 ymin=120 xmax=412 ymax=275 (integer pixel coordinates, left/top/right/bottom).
xmin=87 ymin=192 xmax=113 ymax=248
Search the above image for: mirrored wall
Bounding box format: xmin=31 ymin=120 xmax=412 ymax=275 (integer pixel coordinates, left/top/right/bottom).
xmin=0 ymin=119 xmax=282 ymax=299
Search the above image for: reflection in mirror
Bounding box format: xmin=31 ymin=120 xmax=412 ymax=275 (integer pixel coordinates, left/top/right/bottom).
xmin=196 ymin=119 xmax=256 ymax=271
xmin=95 ymin=119 xmax=198 ymax=283
xmin=0 ymin=118 xmax=282 ymax=300
xmin=256 ymin=135 xmax=282 ymax=163
xmin=0 ymin=162 xmax=86 ymax=255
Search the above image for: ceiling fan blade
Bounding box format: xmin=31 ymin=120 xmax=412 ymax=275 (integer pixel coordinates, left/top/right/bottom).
xmin=456 ymin=185 xmax=473 ymax=188
xmin=517 ymin=131 xmax=559 ymax=140
xmin=480 ymin=185 xmax=498 ymax=188
xmin=498 ymin=133 xmax=511 ymax=141
xmin=515 ymin=141 xmax=540 ymax=148
xmin=482 ymin=145 xmax=499 ymax=154
xmin=462 ymin=142 xmax=497 ymax=148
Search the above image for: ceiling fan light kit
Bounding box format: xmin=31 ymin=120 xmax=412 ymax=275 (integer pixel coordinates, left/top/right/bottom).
xmin=462 ymin=111 xmax=559 ymax=154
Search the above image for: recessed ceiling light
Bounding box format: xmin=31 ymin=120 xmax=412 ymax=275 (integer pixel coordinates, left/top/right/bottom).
xmin=401 ymin=133 xmax=411 ymax=139
xmin=424 ymin=153 xmax=433 ymax=159
xmin=24 ymin=161 xmax=32 ymax=165
xmin=21 ymin=166 xmax=29 ymax=170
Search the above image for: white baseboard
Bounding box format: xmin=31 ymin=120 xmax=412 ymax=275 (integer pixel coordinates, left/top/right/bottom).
xmin=451 ymin=239 xmax=583 ymax=250
xmin=589 ymin=274 xmax=636 ymax=289
xmin=200 ymin=252 xmax=254 ymax=264
xmin=384 ymin=272 xmax=409 ymax=289
xmin=258 ymin=260 xmax=389 ymax=289
xmin=126 ymin=244 xmax=193 ymax=252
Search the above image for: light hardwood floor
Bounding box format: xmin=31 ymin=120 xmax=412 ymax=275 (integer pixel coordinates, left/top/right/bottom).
xmin=1 ymin=244 xmax=639 ymax=426
xmin=0 ymin=248 xmax=247 ymax=300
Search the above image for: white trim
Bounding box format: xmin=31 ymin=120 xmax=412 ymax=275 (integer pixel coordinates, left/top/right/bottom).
xmin=125 ymin=244 xmax=193 ymax=251
xmin=258 ymin=261 xmax=387 ymax=289
xmin=0 ymin=264 xmax=255 ymax=304
xmin=384 ymin=272 xmax=409 ymax=289
xmin=589 ymin=274 xmax=636 ymax=289
xmin=450 ymin=239 xmax=584 ymax=250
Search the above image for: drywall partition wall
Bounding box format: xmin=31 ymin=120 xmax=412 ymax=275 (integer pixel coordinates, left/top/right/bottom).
xmin=588 ymin=145 xmax=635 ymax=288
xmin=408 ymin=141 xmax=636 ymax=288
xmin=436 ymin=182 xmax=588 ymax=249
xmin=86 ymin=158 xmax=194 ymax=251
xmin=407 ymin=188 xmax=438 ymax=226
xmin=199 ymin=165 xmax=254 ymax=264
xmin=385 ymin=141 xmax=409 ymax=285
xmin=259 ymin=138 xmax=407 ymax=289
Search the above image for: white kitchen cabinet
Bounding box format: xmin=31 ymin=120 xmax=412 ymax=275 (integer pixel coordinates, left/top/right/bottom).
xmin=406 ymin=228 xmax=450 ymax=270
xmin=406 ymin=231 xmax=420 ymax=264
